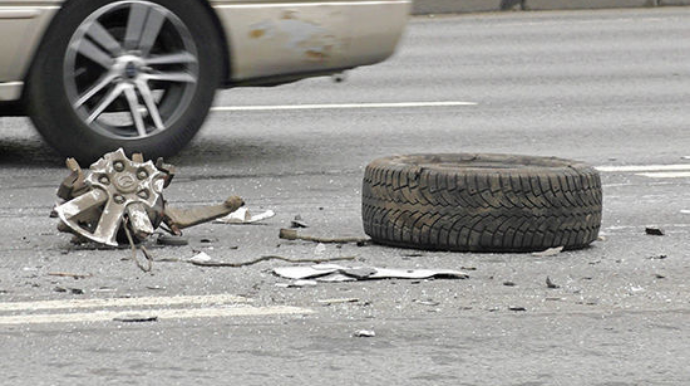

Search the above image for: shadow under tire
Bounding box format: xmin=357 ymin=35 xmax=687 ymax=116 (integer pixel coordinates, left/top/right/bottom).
xmin=362 ymin=154 xmax=603 ymax=252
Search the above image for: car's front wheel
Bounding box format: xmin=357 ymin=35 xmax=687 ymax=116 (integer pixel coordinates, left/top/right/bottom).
xmin=27 ymin=0 xmax=222 ymax=163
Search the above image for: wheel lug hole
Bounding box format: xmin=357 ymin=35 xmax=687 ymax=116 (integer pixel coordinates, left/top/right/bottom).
xmin=113 ymin=161 xmax=125 ymax=172
xmin=98 ymin=176 xmax=110 ymax=185
xmin=113 ymin=195 xmax=126 ymax=204
xmin=137 ymin=169 xmax=149 ymax=180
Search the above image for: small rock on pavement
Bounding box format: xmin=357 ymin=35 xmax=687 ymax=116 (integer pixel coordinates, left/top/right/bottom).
xmin=546 ymin=277 xmax=560 ymax=289
xmin=290 ymin=215 xmax=309 ymax=228
xmin=503 ymin=281 xmax=516 ymax=287
xmin=508 ymin=306 xmax=526 ymax=312
xmin=645 ymin=227 xmax=665 ymax=236
xmin=353 ymin=330 xmax=376 ymax=338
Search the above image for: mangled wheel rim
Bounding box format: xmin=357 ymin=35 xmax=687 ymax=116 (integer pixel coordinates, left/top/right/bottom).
xmin=64 ymin=0 xmax=199 ymax=140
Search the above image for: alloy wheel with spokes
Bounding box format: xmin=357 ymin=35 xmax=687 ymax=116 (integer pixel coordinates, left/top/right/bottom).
xmin=64 ymin=0 xmax=199 ymax=140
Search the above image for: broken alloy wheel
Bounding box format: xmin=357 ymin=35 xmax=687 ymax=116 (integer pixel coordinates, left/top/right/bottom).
xmin=54 ymin=148 xmax=244 ymax=247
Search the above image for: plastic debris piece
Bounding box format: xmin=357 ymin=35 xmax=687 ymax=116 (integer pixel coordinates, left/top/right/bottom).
xmin=353 ymin=330 xmax=376 ymax=338
xmin=273 ymin=264 xmax=469 ymax=281
xmin=503 ymin=281 xmax=516 ymax=287
xmin=189 ymin=252 xmax=214 ymax=265
xmin=532 ymin=246 xmax=564 ymax=257
xmin=214 ymin=207 xmax=275 ymax=224
xmin=318 ymin=298 xmax=360 ymax=305
xmin=645 ymin=227 xmax=665 ymax=236
xmin=508 ymin=306 xmax=526 ymax=312
xmin=275 ymin=280 xmax=317 ymax=288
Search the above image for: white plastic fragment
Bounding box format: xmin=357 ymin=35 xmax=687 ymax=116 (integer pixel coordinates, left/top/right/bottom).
xmin=314 ymin=243 xmax=326 ymax=255
xmin=189 ymin=252 xmax=214 ymax=265
xmin=532 ymin=246 xmax=564 ymax=257
xmin=214 ymin=207 xmax=276 ymax=224
xmin=275 ymin=280 xmax=318 ymax=288
xmin=273 ymin=264 xmax=469 ymax=281
xmin=353 ymin=330 xmax=376 ymax=338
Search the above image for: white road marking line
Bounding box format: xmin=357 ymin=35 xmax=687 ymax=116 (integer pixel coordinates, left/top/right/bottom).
xmin=0 ymin=306 xmax=313 ymax=325
xmin=0 ymin=294 xmax=249 ymax=312
xmin=636 ymin=172 xmax=690 ymax=179
xmin=211 ymin=101 xmax=477 ymax=112
xmin=596 ymin=164 xmax=690 ymax=173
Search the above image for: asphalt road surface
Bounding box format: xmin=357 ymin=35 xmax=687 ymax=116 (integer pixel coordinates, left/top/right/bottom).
xmin=2 ymin=7 xmax=690 ymax=385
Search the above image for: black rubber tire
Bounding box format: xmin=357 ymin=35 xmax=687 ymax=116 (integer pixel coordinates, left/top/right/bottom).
xmin=26 ymin=0 xmax=223 ymax=164
xmin=362 ymin=154 xmax=603 ymax=252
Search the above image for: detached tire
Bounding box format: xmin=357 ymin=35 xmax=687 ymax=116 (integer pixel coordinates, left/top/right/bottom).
xmin=362 ymin=154 xmax=602 ymax=252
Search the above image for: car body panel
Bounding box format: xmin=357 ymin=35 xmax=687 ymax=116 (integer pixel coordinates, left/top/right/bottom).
xmin=0 ymin=0 xmax=410 ymax=102
xmin=211 ymin=0 xmax=410 ymax=80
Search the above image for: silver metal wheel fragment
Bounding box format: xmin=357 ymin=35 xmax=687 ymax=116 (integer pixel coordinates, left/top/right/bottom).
xmin=55 ymin=148 xmax=166 ymax=246
xmin=64 ymin=0 xmax=199 ymax=140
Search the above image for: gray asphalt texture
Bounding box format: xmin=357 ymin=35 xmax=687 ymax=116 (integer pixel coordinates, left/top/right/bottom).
xmin=2 ymin=7 xmax=690 ymax=385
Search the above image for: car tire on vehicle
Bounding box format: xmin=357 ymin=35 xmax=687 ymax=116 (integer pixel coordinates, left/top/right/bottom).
xmin=362 ymin=154 xmax=603 ymax=252
xmin=27 ymin=0 xmax=223 ymax=163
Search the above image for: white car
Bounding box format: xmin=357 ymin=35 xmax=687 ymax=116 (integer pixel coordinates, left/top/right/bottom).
xmin=0 ymin=0 xmax=410 ymax=161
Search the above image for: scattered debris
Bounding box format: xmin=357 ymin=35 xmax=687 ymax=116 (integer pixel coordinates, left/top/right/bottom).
xmin=503 ymin=281 xmax=516 ymax=287
xmin=597 ymin=235 xmax=607 ymax=241
xmin=318 ymin=298 xmax=360 ymax=305
xmin=48 ymin=272 xmax=92 ymax=280
xmin=314 ymin=243 xmax=327 ymax=255
xmin=53 ymin=149 xmax=246 ymax=271
xmin=546 ymin=277 xmax=560 ymax=289
xmin=353 ymin=330 xmax=376 ymax=338
xmin=157 ymin=234 xmax=189 ymax=246
xmin=532 ymin=246 xmax=564 ymax=257
xmin=273 ymin=264 xmax=468 ymax=282
xmin=146 ymin=285 xmax=166 ymax=290
xmin=414 ymin=300 xmax=440 ymax=307
xmin=645 ymin=227 xmax=665 ymax=236
xmin=508 ymin=306 xmax=526 ymax=312
xmin=187 ymin=252 xmax=356 ymax=268
xmin=279 ymin=228 xmax=370 ymax=244
xmin=680 ymin=209 xmax=690 ymax=215
xmin=275 ymin=280 xmax=318 ymax=288
xmin=113 ymin=315 xmax=158 ymax=323
xmin=54 ymin=287 xmax=84 ymax=295
xmin=655 ymin=273 xmax=666 ymax=279
xmin=214 ymin=207 xmax=275 ymax=224
xmin=648 ymin=254 xmax=668 ymax=260
xmin=461 ymin=266 xmax=477 ymax=271
xmin=291 ymin=215 xmax=309 ymax=228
